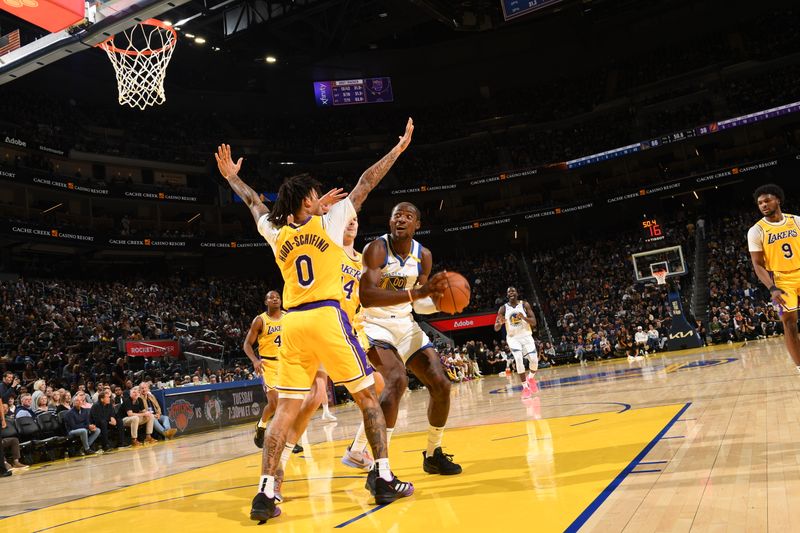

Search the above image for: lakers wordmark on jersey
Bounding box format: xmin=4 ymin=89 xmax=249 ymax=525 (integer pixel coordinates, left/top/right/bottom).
xmin=257 ymin=312 xmax=283 ymax=359
xmin=341 ymin=249 xmax=363 ymax=321
xmin=752 ymin=214 xmax=800 ymax=272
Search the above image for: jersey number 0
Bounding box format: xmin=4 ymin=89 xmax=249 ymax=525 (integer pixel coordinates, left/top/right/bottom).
xmin=295 ymin=255 xmax=315 ymax=287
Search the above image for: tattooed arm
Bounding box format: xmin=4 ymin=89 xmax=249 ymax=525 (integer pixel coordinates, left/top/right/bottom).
xmin=215 ymin=143 xmax=268 ymax=225
xmin=348 ymin=118 xmax=415 ymax=212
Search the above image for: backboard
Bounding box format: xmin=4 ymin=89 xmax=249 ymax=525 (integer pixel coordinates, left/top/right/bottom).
xmin=0 ymin=0 xmax=191 ymax=86
xmin=631 ymin=245 xmax=686 ymax=283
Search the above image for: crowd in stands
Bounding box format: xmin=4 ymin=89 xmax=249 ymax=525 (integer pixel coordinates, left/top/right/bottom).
xmin=530 ymin=220 xmax=695 ymax=361
xmin=440 ymin=252 xmax=522 ymax=314
xmin=0 ymin=367 xmax=234 ymax=471
xmin=0 ymin=275 xmax=269 ymax=386
xmin=1 ymin=8 xmax=800 ymax=201
xmin=705 ymin=208 xmax=783 ymax=343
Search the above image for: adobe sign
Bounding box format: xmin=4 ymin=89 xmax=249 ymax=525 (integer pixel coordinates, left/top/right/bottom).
xmin=427 ymin=313 xmax=497 ymax=332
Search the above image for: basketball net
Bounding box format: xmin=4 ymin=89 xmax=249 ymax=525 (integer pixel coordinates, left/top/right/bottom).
xmin=97 ymin=19 xmax=177 ymax=110
xmin=653 ymin=271 xmax=668 ymax=285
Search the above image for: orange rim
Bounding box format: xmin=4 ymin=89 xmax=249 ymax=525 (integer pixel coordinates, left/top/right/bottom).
xmin=97 ymin=18 xmax=177 ymax=57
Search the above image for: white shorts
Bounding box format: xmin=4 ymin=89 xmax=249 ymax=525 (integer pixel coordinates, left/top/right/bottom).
xmin=364 ymin=315 xmax=433 ymax=363
xmin=507 ymin=335 xmax=537 ymax=357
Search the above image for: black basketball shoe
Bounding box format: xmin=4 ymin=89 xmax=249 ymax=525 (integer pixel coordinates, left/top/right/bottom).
xmin=254 ymin=424 xmax=266 ymax=449
xmin=365 ymin=466 xmax=415 ymax=504
xmin=292 ymin=443 xmax=304 ymax=454
xmin=422 ymin=447 xmax=462 ymax=475
xmin=250 ymin=492 xmax=280 ymax=523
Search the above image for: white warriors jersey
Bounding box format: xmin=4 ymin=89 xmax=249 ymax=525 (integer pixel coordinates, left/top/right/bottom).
xmin=362 ymin=235 xmax=423 ymax=321
xmin=505 ymin=301 xmax=533 ymax=338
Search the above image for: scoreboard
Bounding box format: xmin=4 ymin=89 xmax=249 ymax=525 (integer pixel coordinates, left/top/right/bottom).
xmin=501 ymin=0 xmax=564 ymax=21
xmin=642 ymin=218 xmax=665 ymax=243
xmin=313 ymin=77 xmax=394 ymax=107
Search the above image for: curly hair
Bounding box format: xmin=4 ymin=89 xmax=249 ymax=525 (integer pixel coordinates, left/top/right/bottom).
xmin=753 ymin=183 xmax=785 ymax=204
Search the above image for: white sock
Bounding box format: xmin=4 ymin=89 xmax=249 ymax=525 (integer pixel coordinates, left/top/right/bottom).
xmin=257 ymin=418 xmax=268 ymax=429
xmin=280 ymin=443 xmax=294 ymax=470
xmin=351 ymin=422 xmax=368 ymax=453
xmin=322 ymin=402 xmax=331 ymax=415
xmin=796 ymin=366 xmax=800 ymax=374
xmin=426 ymin=425 xmax=444 ymax=456
xmin=376 ymin=458 xmax=392 ymax=482
xmin=527 ymin=371 xmax=536 ymax=380
xmin=522 ymin=381 xmax=530 ymax=389
xmin=258 ymin=475 xmax=275 ymax=498
xmin=386 ymin=427 xmax=394 ymax=446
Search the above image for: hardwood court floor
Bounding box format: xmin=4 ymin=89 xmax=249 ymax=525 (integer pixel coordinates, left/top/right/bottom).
xmin=3 ymin=338 xmax=799 ymax=532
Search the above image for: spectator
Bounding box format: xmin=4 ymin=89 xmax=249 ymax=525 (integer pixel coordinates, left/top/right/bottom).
xmin=0 ymin=372 xmax=21 ymax=403
xmin=63 ymin=396 xmax=100 ymax=455
xmin=13 ymin=394 xmax=36 ymax=419
xmin=34 ymin=395 xmax=49 ymax=415
xmin=48 ymin=390 xmax=61 ymax=414
xmin=122 ymin=386 xmax=155 ymax=446
xmin=646 ymin=324 xmax=662 ymax=352
xmin=21 ymin=364 xmax=38 ymax=388
xmin=0 ymin=398 xmax=25 ymax=472
xmin=31 ymin=380 xmax=47 ymax=408
xmin=634 ymin=326 xmax=650 ymax=355
xmin=56 ymin=392 xmax=71 ymax=414
xmin=139 ymin=382 xmax=177 ymax=439
xmin=694 ymin=320 xmax=707 ymax=343
xmin=90 ymin=390 xmax=123 ymax=450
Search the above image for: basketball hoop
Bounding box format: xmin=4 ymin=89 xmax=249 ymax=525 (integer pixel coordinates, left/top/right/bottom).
xmin=97 ymin=19 xmax=177 ymax=110
xmin=653 ymin=271 xmax=668 ymax=285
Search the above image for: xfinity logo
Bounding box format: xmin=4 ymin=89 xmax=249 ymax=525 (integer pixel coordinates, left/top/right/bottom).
xmin=4 ymin=136 xmax=26 ymax=147
xmin=453 ymin=320 xmax=474 ymax=328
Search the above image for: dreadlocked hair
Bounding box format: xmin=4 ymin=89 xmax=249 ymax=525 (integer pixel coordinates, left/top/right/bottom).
xmin=267 ymin=173 xmax=322 ymax=226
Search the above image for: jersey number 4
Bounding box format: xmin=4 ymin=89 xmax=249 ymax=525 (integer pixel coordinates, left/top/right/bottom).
xmin=274 ymin=335 xmax=281 ymax=347
xmin=343 ymin=279 xmax=355 ymax=299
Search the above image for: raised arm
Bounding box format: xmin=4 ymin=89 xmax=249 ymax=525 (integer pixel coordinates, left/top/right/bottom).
xmin=359 ymin=239 xmax=446 ymax=308
xmin=348 ymin=118 xmax=414 ymax=212
xmin=242 ymin=316 xmax=264 ymax=376
xmin=523 ymin=301 xmax=537 ymax=328
xmin=215 ymin=144 xmax=269 ymax=225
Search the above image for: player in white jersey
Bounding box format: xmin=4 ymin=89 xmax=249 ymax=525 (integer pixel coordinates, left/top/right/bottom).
xmin=495 ymin=286 xmax=539 ymax=399
xmin=343 ymin=201 xmax=462 ymax=475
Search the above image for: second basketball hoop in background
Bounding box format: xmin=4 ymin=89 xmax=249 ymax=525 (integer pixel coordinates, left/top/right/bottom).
xmin=97 ymin=19 xmax=177 ymax=110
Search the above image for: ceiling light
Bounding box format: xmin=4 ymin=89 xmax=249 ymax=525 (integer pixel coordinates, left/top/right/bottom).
xmin=185 ymin=33 xmax=195 ymax=38
xmin=265 ymin=55 xmax=277 ymax=63
xmin=163 ymin=20 xmax=173 ymax=26
xmin=174 ymin=26 xmax=181 ymax=30
xmin=194 ymin=37 xmax=206 ymax=44
xmin=378 ymin=12 xmax=388 ymax=17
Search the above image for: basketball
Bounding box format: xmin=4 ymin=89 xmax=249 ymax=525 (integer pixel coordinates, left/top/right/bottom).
xmin=437 ymin=272 xmax=471 ymax=314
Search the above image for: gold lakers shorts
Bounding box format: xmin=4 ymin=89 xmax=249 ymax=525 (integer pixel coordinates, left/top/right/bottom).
xmin=277 ymin=300 xmax=374 ymax=398
xmin=773 ymin=270 xmax=800 ymax=312
xmin=260 ymin=357 xmax=279 ymax=391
